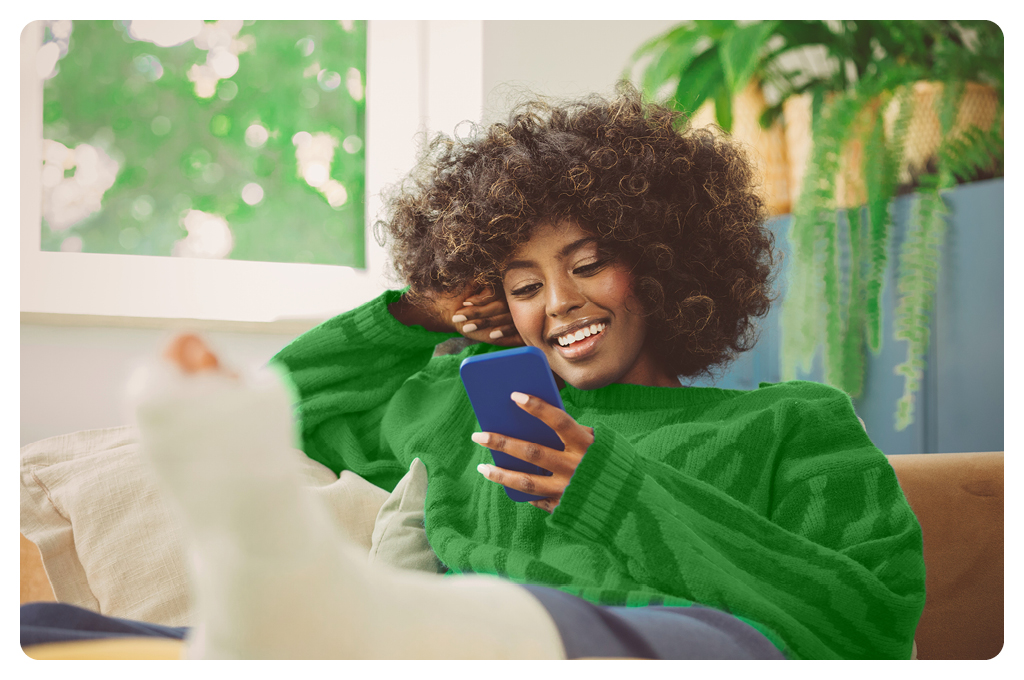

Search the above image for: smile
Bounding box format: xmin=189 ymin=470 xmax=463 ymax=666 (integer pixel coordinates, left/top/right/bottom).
xmin=556 ymin=323 xmax=606 ymax=346
xmin=552 ymin=322 xmax=607 ymax=359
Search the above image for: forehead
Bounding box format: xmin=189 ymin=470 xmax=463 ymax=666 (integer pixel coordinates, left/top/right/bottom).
xmin=512 ymin=219 xmax=593 ymax=257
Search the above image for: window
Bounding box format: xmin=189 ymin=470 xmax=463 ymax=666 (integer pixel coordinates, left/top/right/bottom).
xmin=40 ymin=20 xmax=366 ymax=267
xmin=21 ymin=21 xmax=483 ymax=323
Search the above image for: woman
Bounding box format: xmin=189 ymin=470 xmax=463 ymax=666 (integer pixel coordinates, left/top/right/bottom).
xmin=22 ymin=86 xmax=925 ymax=660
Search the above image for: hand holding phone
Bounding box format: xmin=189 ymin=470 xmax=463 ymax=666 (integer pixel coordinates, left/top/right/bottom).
xmin=460 ymin=347 xmax=593 ymax=507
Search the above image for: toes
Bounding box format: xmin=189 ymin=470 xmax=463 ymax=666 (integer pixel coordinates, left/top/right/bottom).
xmin=164 ymin=334 xmax=221 ymax=374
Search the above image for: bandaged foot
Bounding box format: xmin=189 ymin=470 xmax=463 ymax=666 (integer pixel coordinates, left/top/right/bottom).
xmin=131 ymin=334 xmax=565 ymax=659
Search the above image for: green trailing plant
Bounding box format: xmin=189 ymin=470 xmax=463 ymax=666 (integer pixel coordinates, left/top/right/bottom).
xmin=627 ymin=20 xmax=781 ymax=132
xmin=629 ymin=20 xmax=1003 ymax=431
xmin=890 ymin=81 xmax=1004 ymax=430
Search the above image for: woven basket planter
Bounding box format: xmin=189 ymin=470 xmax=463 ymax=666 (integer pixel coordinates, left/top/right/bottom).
xmin=688 ymin=81 xmax=792 ymax=216
xmin=886 ymin=81 xmax=1002 ymax=184
xmin=782 ymin=81 xmax=1002 ymax=210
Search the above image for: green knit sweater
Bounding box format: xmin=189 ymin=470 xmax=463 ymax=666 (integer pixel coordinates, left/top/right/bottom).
xmin=271 ymin=289 xmax=926 ymax=660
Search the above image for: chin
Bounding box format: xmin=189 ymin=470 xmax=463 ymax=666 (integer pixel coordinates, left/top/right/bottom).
xmin=562 ymin=375 xmax=605 ymax=391
xmin=539 ymin=344 xmax=633 ymax=391
xmin=554 ymin=365 xmax=619 ymax=391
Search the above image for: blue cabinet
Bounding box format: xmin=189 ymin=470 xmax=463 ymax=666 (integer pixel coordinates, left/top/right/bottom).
xmin=688 ymin=178 xmax=1004 ymax=456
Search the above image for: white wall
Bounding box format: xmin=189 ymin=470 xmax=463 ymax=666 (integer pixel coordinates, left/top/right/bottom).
xmin=21 ymin=20 xmax=680 ymax=446
xmin=20 ymin=324 xmax=301 ymax=446
xmin=481 ymin=20 xmax=677 ymax=122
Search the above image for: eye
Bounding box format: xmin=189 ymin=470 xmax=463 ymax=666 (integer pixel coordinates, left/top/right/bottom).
xmin=510 ymin=282 xmax=541 ymax=297
xmin=573 ymin=259 xmax=608 ymax=276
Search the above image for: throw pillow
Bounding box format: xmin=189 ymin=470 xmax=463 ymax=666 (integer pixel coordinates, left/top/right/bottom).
xmin=368 ymin=458 xmax=445 ymax=573
xmin=20 ymin=426 xmax=390 ymax=627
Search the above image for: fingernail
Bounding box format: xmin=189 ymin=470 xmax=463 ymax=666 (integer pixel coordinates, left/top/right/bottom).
xmin=471 ymin=432 xmax=490 ymax=445
xmin=510 ymin=392 xmax=528 ymax=405
xmin=463 ymin=301 xmax=474 ymax=306
xmin=477 ymin=463 xmax=490 ymax=477
xmin=489 ymin=329 xmax=504 ymax=339
xmin=452 ymin=314 xmax=468 ymax=323
xmin=462 ymin=323 xmax=478 ymax=333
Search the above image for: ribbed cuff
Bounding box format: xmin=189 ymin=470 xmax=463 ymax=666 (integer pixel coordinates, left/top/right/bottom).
xmin=549 ymin=423 xmax=644 ymax=545
xmin=271 ymin=289 xmax=462 ymax=373
xmin=346 ymin=288 xmax=461 ymax=350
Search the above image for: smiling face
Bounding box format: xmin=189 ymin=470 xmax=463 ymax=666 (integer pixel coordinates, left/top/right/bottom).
xmin=501 ymin=219 xmax=680 ymax=390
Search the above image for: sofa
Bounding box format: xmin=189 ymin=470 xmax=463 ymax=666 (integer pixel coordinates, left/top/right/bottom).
xmin=884 ymin=451 xmax=1004 ymax=660
xmin=20 ymin=425 xmax=1003 ymax=660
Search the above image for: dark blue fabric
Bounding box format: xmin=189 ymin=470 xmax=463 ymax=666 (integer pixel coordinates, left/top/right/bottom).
xmin=21 ymin=602 xmax=188 ymax=648
xmin=22 ymin=591 xmax=787 ymax=659
xmin=522 ymin=585 xmax=787 ymax=660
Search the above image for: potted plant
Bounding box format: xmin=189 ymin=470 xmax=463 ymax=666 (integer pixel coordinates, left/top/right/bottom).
xmin=628 ymin=20 xmax=1003 ymax=431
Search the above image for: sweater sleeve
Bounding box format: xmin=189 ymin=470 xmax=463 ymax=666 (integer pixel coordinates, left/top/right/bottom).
xmin=270 ymin=289 xmax=460 ymax=489
xmin=548 ymin=394 xmax=926 ymax=660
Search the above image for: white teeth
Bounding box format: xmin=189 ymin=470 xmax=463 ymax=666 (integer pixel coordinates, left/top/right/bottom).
xmin=556 ymin=323 xmax=606 ymax=347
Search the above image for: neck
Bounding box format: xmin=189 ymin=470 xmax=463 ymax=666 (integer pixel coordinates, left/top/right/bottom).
xmin=554 ymin=370 xmax=682 ymax=391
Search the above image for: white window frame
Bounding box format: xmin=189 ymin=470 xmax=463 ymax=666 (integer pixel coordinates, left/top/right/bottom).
xmin=20 ymin=20 xmax=483 ymax=324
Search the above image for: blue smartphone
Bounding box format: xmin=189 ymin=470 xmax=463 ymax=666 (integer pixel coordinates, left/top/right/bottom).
xmin=459 ymin=346 xmax=565 ymax=502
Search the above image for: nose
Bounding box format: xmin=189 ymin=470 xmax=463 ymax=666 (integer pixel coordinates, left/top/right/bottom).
xmin=546 ymin=273 xmax=585 ymax=318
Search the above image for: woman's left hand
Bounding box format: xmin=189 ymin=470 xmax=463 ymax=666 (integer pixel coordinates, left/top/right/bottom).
xmin=472 ymin=392 xmax=595 ymax=513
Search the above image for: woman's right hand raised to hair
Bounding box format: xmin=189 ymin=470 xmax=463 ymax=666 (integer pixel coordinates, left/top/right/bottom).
xmin=389 ymin=286 xmax=524 ymax=347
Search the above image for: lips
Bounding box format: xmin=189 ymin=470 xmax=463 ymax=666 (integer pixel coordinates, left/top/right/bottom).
xmin=547 ymin=318 xmax=609 ymax=346
xmin=549 ymin=319 xmax=609 ymax=360
xmin=556 ymin=322 xmax=607 ymax=347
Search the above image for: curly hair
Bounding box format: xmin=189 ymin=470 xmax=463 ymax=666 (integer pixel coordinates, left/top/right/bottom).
xmin=374 ymin=83 xmax=779 ymax=382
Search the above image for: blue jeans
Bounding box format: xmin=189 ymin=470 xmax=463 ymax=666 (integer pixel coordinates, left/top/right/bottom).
xmin=22 ymin=590 xmax=787 ymax=660
xmin=21 ymin=602 xmax=187 ymax=647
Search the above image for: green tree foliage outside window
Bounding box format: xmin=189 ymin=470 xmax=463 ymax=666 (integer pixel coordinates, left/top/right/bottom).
xmin=39 ymin=20 xmax=366 ymax=267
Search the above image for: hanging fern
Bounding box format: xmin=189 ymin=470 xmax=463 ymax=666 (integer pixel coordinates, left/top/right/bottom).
xmin=838 ymin=204 xmax=866 ymax=398
xmin=862 ymin=85 xmax=914 ymax=355
xmin=892 ymin=83 xmax=1004 ymax=431
xmin=825 ymin=98 xmax=888 ymax=397
xmin=783 ymin=79 xmax=899 ymax=393
xmin=893 ymin=170 xmax=951 ymax=430
xmin=942 ymin=121 xmax=1004 ymax=183
xmin=780 ymin=92 xmax=857 ymax=381
xmin=891 ymin=83 xmax=958 ymax=432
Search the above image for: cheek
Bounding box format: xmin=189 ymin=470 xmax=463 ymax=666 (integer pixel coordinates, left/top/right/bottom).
xmin=508 ymin=301 xmax=543 ymax=345
xmin=595 ymin=267 xmax=639 ymax=313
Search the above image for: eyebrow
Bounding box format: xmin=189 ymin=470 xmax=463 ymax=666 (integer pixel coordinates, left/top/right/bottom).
xmin=503 ymin=237 xmax=598 ymax=274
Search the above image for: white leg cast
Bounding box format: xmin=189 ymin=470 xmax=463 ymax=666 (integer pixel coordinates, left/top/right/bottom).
xmin=130 ymin=349 xmax=565 ymax=660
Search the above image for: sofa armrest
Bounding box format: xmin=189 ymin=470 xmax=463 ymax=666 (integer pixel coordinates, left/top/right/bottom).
xmin=887 ymin=452 xmax=1003 ymax=660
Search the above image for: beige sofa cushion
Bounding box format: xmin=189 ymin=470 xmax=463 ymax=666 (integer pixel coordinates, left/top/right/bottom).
xmin=20 ymin=426 xmax=402 ymax=627
xmin=369 ymin=458 xmax=444 ymax=574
